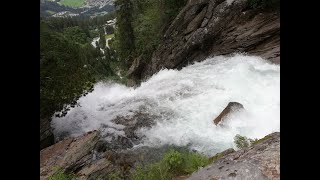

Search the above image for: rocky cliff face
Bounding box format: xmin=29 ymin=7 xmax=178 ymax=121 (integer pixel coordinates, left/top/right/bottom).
xmin=188 ymin=132 xmax=280 ymax=180
xmin=40 ymin=130 xmax=279 ymax=179
xmin=128 ymin=0 xmax=279 ymax=83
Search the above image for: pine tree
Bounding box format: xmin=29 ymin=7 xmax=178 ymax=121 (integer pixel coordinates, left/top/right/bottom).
xmin=99 ymin=31 xmax=106 ymax=49
xmin=114 ymin=0 xmax=135 ymax=69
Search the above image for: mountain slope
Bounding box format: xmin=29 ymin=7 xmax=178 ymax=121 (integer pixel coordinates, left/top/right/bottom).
xmin=127 ymin=0 xmax=279 ymax=84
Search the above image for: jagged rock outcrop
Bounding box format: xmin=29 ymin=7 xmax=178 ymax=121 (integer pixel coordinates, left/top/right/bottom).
xmin=188 ymin=132 xmax=280 ymax=180
xmin=40 ymin=131 xmax=101 ymax=179
xmin=40 ymin=113 xmax=160 ymax=179
xmin=213 ymin=102 xmax=244 ymax=125
xmin=129 ymin=0 xmax=279 ymax=83
xmin=40 ymin=123 xmax=279 ymax=179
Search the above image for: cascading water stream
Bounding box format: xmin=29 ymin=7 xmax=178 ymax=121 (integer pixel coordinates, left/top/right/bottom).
xmin=51 ymin=54 xmax=280 ymax=156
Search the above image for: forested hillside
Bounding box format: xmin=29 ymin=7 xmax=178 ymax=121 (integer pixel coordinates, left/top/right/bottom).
xmin=40 ymin=14 xmax=116 ymax=121
xmin=113 ymin=0 xmax=188 ymax=69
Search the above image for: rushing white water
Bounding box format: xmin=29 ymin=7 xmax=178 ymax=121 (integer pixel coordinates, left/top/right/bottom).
xmin=51 ymin=54 xmax=280 ymax=156
xmin=91 ymin=37 xmax=100 ymax=48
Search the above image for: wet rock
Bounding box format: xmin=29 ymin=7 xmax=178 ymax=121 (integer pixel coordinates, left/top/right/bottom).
xmin=213 ymin=102 xmax=244 ymax=125
xmin=188 ymin=132 xmax=280 ymax=180
xmin=127 ymin=56 xmax=146 ymax=86
xmin=185 ymin=6 xmax=208 ymax=34
xmin=126 ymin=79 xmax=137 ymax=87
xmin=40 ymin=131 xmax=100 ymax=179
xmin=112 ymin=113 xmax=156 ymax=145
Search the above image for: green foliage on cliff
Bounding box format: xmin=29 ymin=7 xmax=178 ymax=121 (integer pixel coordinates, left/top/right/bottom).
xmin=234 ymin=134 xmax=251 ymax=149
xmin=234 ymin=134 xmax=273 ymax=149
xmin=113 ymin=0 xmax=136 ymax=69
xmin=40 ymin=19 xmax=114 ymax=119
xmin=132 ymin=149 xmax=209 ymax=180
xmin=113 ymin=0 xmax=187 ymax=70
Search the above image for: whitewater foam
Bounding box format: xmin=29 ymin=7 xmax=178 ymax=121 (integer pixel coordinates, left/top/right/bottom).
xmin=51 ymin=54 xmax=280 ymax=156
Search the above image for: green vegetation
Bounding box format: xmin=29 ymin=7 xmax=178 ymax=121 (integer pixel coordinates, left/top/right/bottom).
xmin=106 ymin=34 xmax=114 ymax=39
xmin=43 ymin=12 xmax=116 ymax=31
xmin=131 ymin=149 xmax=209 ymax=180
xmin=250 ymin=134 xmax=273 ymax=146
xmin=113 ymin=0 xmax=187 ymax=70
xmin=60 ymin=0 xmax=85 ymax=8
xmin=48 ymin=168 xmax=77 ymax=180
xmin=62 ymin=26 xmax=90 ymax=44
xmin=105 ymin=25 xmax=114 ymax=34
xmin=107 ymin=170 xmax=124 ymax=180
xmin=40 ymin=18 xmax=115 ymax=119
xmin=208 ymin=152 xmax=224 ymax=163
xmin=113 ymin=0 xmax=136 ymax=69
xmin=234 ymin=134 xmax=274 ymax=149
xmin=247 ymin=0 xmax=280 ymax=9
xmin=98 ymin=28 xmax=106 ymax=48
xmin=234 ymin=134 xmax=251 ymax=149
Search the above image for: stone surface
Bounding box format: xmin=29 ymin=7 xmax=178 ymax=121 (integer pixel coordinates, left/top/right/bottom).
xmin=132 ymin=0 xmax=279 ymax=82
xmin=76 ymin=157 xmax=112 ymax=180
xmin=213 ymin=102 xmax=244 ymax=125
xmin=40 ymin=131 xmax=100 ymax=179
xmin=188 ymin=132 xmax=280 ymax=180
xmin=126 ymin=79 xmax=137 ymax=87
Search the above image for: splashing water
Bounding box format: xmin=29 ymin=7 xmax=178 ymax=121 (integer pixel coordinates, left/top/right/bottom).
xmin=51 ymin=54 xmax=280 ymax=156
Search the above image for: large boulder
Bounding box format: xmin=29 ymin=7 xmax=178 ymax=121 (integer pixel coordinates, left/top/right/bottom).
xmin=40 ymin=131 xmax=100 ymax=179
xmin=213 ymin=102 xmax=244 ymax=125
xmin=40 ymin=112 xmax=159 ymax=179
xmin=140 ymin=0 xmax=280 ymax=81
xmin=188 ymin=132 xmax=280 ymax=180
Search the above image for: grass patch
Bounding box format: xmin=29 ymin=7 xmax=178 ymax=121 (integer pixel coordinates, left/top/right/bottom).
xmin=131 ymin=149 xmax=209 ymax=180
xmin=250 ymin=134 xmax=273 ymax=146
xmin=208 ymin=152 xmax=224 ymax=163
xmin=60 ymin=0 xmax=85 ymax=8
xmin=105 ymin=34 xmax=115 ymax=39
xmin=107 ymin=170 xmax=124 ymax=180
xmin=48 ymin=168 xmax=77 ymax=180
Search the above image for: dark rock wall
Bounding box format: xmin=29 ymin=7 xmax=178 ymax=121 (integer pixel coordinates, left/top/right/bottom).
xmin=129 ymin=0 xmax=279 ymax=83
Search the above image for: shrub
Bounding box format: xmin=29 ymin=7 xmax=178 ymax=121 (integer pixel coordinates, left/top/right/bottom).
xmin=234 ymin=134 xmax=273 ymax=149
xmin=132 ymin=149 xmax=209 ymax=180
xmin=234 ymin=134 xmax=251 ymax=149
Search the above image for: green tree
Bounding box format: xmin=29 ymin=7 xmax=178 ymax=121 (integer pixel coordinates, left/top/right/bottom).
xmin=40 ymin=20 xmax=113 ymax=119
xmin=99 ymin=31 xmax=106 ymax=48
xmin=114 ymin=0 xmax=135 ymax=69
